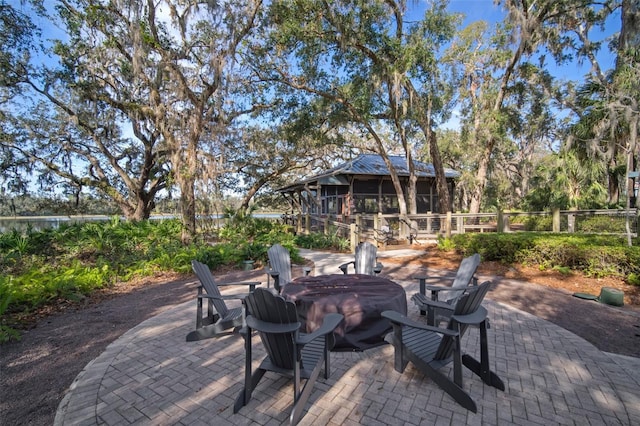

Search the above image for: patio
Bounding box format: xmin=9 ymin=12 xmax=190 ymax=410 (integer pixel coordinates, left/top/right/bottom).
xmin=55 ymin=251 xmax=640 ymax=425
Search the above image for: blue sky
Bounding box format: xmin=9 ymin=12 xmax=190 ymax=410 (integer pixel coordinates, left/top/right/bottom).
xmin=441 ymin=0 xmax=620 ymax=80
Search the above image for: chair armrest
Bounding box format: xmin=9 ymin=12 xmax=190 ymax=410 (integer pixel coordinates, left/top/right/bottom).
xmin=413 ymin=274 xmax=457 ymax=283
xmin=411 ymin=293 xmax=454 ymax=311
xmin=297 ymin=313 xmax=344 ymax=344
xmin=246 ymin=315 xmax=301 ymax=334
xmin=218 ymin=281 xmax=261 ymax=287
xmin=374 ymin=262 xmax=383 ymax=274
xmin=303 ymin=266 xmax=312 ymax=276
xmin=451 ymin=306 xmax=487 ymax=325
xmin=218 ymin=281 xmax=261 ymax=292
xmin=422 ymin=284 xmax=454 ymax=293
xmin=197 ymin=293 xmax=247 ymax=301
xmin=266 ymin=269 xmax=280 ymax=278
xmin=381 ymin=310 xmax=458 ymax=337
xmin=338 ymin=261 xmax=354 ymax=274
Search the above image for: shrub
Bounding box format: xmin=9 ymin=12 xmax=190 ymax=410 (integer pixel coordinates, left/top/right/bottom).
xmin=575 ymin=215 xmax=627 ymax=233
xmin=522 ymin=216 xmax=553 ymax=231
xmin=627 ymin=273 xmax=640 ymax=286
xmin=449 ymin=232 xmax=640 ymax=277
xmin=436 ymin=236 xmax=456 ymax=252
xmin=294 ymin=232 xmax=349 ymax=251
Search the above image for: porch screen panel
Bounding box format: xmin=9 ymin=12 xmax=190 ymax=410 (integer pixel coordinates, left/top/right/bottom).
xmin=381 ymin=180 xmax=396 ymax=194
xmin=381 ymin=179 xmax=401 ymax=213
xmin=417 ymin=180 xmax=435 ymax=213
xmin=353 ymin=179 xmax=379 ymax=213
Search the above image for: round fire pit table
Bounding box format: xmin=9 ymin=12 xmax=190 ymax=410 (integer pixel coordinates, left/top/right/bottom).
xmin=282 ymin=274 xmax=407 ymax=351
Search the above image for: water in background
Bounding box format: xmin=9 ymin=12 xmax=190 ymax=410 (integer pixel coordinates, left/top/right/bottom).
xmin=0 ymin=213 xmax=282 ymax=234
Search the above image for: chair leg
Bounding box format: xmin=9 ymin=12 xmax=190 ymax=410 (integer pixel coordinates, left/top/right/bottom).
xmin=234 ymin=327 xmax=267 ymax=413
xmin=408 ymin=350 xmax=477 ymax=413
xmin=461 ymin=320 xmax=505 ymax=390
xmin=385 ymin=324 xmax=409 ymax=373
xmin=290 ymin=358 xmax=323 ymax=425
xmin=207 ymin=299 xmax=215 ymax=323
xmin=323 ymin=334 xmax=331 ymax=379
xmin=196 ymin=288 xmax=203 ymax=329
xmin=418 ymin=278 xmax=426 ymax=316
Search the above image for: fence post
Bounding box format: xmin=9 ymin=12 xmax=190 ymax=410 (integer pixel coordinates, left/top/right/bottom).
xmin=350 ymin=222 xmax=358 ymax=253
xmin=552 ymin=208 xmax=560 ymax=232
xmin=323 ymin=217 xmax=329 ymax=235
xmin=497 ymin=209 xmax=504 ymax=232
xmin=296 ymin=213 xmax=303 ymax=235
xmin=503 ymin=210 xmax=510 ymax=232
xmin=456 ymin=212 xmax=464 ymax=234
xmin=445 ymin=211 xmax=452 ymax=238
xmin=426 ymin=212 xmax=432 ymax=233
xmin=568 ymin=207 xmax=577 ymax=233
xmin=305 ymin=213 xmax=310 ymax=234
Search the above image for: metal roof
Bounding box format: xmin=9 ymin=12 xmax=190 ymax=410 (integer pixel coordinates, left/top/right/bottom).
xmin=322 ymin=154 xmax=459 ymax=178
xmin=278 ymin=154 xmax=459 ymax=192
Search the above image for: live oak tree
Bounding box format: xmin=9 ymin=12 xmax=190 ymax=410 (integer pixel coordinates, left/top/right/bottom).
xmin=2 ymin=1 xmax=266 ymax=243
xmin=256 ymin=0 xmax=461 ymax=215
xmin=67 ymin=0 xmax=265 ymax=243
xmin=1 ymin=1 xmax=170 ymax=220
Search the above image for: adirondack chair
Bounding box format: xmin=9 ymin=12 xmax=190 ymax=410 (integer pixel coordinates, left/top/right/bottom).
xmin=234 ymin=288 xmax=343 ymax=425
xmin=411 ymin=253 xmax=481 ymax=325
xmin=338 ymin=241 xmax=383 ymax=275
xmin=266 ymin=243 xmax=312 ymax=293
xmin=382 ymin=281 xmax=504 ymax=413
xmin=186 ymin=260 xmax=261 ymax=342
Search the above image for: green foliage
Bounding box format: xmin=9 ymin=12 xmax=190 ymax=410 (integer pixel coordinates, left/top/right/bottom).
xmin=551 ymin=265 xmax=572 ymax=275
xmin=0 ymin=277 xmax=21 ymax=343
xmin=449 ymin=232 xmax=640 ymax=279
xmin=215 ymin=208 xmax=302 ymax=264
xmin=450 ymin=233 xmax=536 ymax=264
xmin=575 ymin=215 xmax=628 ymax=233
xmin=627 ymin=273 xmax=640 ymax=286
xmin=436 ymin=236 xmax=456 ymax=251
xmin=294 ymin=232 xmax=350 ymax=252
xmin=0 ymin=214 xmax=306 ymax=340
xmin=521 ymin=216 xmax=553 ymax=231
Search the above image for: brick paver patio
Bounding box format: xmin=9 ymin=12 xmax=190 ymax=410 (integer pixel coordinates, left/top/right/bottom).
xmin=55 ymin=251 xmax=640 ymax=425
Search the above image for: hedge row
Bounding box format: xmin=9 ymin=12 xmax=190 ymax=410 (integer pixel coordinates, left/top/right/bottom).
xmin=449 ymin=232 xmax=640 ymax=282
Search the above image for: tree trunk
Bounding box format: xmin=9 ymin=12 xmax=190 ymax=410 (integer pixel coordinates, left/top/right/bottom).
xmin=428 ymin=131 xmax=451 ymax=214
xmin=180 ymin=177 xmax=197 ymax=244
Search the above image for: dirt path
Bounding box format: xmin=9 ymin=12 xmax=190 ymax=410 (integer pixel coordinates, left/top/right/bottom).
xmin=2 ymin=262 xmax=640 ymax=426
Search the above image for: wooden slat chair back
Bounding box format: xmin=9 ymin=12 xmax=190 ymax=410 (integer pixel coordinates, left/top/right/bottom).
xmin=433 ymin=280 xmax=489 ymax=361
xmin=267 ymin=244 xmax=311 ymax=293
xmin=411 ymin=253 xmax=481 ymax=324
xmin=186 ymin=260 xmax=260 ymax=342
xmin=235 ymin=288 xmax=343 ymax=425
xmin=440 ymin=253 xmax=481 ymax=303
xmin=247 ymin=287 xmax=299 ymax=370
xmin=192 ymin=259 xmax=229 ymax=318
xmin=382 ymin=281 xmax=504 ymax=413
xmin=338 ymin=241 xmax=383 ymax=275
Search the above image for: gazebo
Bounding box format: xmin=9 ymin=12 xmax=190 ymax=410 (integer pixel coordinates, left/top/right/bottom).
xmin=278 ymin=154 xmax=459 ymax=218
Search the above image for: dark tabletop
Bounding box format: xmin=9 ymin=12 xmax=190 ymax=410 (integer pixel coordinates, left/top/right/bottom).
xmin=282 ymin=274 xmax=407 ymax=351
